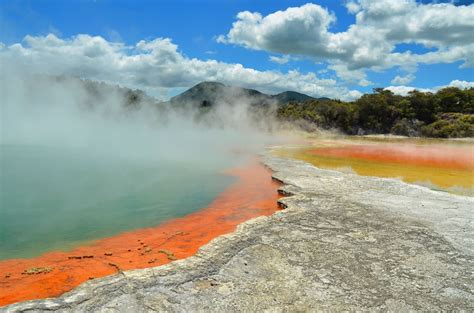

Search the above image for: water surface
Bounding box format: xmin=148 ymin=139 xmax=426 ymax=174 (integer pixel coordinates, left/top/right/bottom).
xmin=0 ymin=144 xmax=235 ymax=259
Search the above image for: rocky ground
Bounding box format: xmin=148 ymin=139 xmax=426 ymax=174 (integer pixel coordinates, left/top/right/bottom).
xmin=3 ymin=153 xmax=473 ymax=312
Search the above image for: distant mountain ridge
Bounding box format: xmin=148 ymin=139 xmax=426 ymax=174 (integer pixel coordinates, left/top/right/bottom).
xmin=272 ymin=91 xmax=321 ymax=103
xmin=169 ymin=81 xmax=322 ymax=108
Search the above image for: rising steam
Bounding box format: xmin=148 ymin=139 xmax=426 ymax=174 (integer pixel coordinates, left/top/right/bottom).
xmin=0 ymin=63 xmax=289 ymax=169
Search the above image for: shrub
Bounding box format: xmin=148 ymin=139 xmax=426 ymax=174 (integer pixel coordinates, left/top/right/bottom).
xmin=421 ymin=113 xmax=474 ymax=138
xmin=390 ymin=118 xmax=423 ymax=137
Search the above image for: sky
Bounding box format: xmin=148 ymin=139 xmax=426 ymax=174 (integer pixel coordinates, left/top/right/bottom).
xmin=1 ymin=0 xmax=473 ymax=100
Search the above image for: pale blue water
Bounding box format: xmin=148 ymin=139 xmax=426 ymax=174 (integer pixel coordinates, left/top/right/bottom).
xmin=0 ymin=145 xmax=235 ymax=260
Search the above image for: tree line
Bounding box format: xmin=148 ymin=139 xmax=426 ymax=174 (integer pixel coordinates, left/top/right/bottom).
xmin=277 ymin=87 xmax=474 ymax=138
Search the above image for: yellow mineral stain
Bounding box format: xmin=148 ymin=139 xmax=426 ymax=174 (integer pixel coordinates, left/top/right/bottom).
xmin=274 ymin=137 xmax=474 ymax=196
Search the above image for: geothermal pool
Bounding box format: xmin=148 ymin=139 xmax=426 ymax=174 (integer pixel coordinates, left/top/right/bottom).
xmin=275 ymin=137 xmax=474 ymax=196
xmin=0 ymin=144 xmax=236 ymax=260
xmin=2 ymin=137 xmax=472 ymax=306
xmin=0 ymin=144 xmax=281 ymax=306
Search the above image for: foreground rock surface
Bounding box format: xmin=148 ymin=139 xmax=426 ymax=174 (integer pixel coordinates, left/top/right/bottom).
xmin=3 ymin=154 xmax=473 ymax=312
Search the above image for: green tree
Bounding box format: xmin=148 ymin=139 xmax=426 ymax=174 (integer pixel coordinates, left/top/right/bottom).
xmin=408 ymin=90 xmax=437 ymax=123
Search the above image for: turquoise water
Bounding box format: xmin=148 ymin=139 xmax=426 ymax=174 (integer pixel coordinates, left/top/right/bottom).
xmin=0 ymin=145 xmax=235 ymax=260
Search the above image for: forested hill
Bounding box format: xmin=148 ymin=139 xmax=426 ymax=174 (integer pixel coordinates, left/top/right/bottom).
xmin=168 ymin=81 xmax=321 ymax=108
xmin=277 ymin=87 xmax=474 ymax=138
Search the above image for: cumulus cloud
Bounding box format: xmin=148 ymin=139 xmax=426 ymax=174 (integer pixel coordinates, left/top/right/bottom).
xmin=385 ymin=79 xmax=474 ymax=96
xmin=391 ymin=74 xmax=415 ymax=85
xmin=328 ymin=63 xmax=372 ymax=86
xmin=219 ymin=4 xmax=335 ymax=57
xmin=218 ymin=1 xmax=474 ymax=85
xmin=345 ymin=1 xmax=361 ymax=14
xmin=269 ymin=55 xmax=291 ymax=64
xmin=0 ymin=33 xmax=361 ymax=100
xmin=447 ymin=79 xmax=474 ymax=90
xmin=384 ymin=85 xmax=431 ymax=96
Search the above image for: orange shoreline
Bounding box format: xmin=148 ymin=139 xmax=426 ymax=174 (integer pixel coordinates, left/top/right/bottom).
xmin=0 ymin=160 xmax=281 ymax=307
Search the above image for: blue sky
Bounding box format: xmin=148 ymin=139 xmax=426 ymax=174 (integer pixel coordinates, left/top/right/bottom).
xmin=1 ymin=0 xmax=473 ymax=99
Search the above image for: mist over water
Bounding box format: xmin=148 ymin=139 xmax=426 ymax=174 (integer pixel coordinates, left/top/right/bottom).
xmin=0 ymin=65 xmax=284 ymax=259
xmin=1 ymin=145 xmax=237 ymax=259
xmin=1 ymin=64 xmax=276 ymax=164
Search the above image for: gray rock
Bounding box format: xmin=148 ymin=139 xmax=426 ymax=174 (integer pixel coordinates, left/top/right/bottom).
xmin=3 ymin=154 xmax=473 ymax=312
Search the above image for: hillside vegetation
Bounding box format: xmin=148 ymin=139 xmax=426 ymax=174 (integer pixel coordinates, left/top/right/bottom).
xmin=50 ymin=76 xmax=474 ymax=138
xmin=277 ymin=87 xmax=474 ymax=138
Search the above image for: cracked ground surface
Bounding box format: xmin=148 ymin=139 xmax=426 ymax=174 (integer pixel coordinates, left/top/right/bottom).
xmin=3 ymin=154 xmax=473 ymax=312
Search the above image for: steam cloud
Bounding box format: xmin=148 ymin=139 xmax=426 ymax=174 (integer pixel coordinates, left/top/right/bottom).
xmin=1 ymin=62 xmax=289 ymax=170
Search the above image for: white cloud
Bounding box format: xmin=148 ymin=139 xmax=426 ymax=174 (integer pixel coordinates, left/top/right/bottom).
xmin=385 ymin=79 xmax=474 ymax=96
xmin=446 ymin=80 xmax=474 ymax=89
xmin=0 ymin=34 xmax=361 ymax=101
xmin=269 ymin=55 xmax=291 ymax=64
xmin=384 ymin=85 xmax=431 ymax=96
xmin=391 ymin=74 xmax=415 ymax=85
xmin=328 ymin=63 xmax=372 ymax=86
xmin=345 ymin=1 xmax=361 ymax=14
xmin=218 ymin=1 xmax=474 ymax=85
xmin=219 ymin=4 xmax=335 ymax=57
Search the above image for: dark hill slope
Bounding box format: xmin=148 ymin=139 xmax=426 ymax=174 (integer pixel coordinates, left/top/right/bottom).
xmin=272 ymin=91 xmax=317 ymax=103
xmin=169 ymin=82 xmax=319 ymax=108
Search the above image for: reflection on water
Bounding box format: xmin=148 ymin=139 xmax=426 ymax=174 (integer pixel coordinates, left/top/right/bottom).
xmin=275 ymin=136 xmax=474 ymax=196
